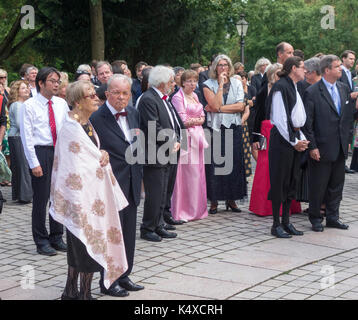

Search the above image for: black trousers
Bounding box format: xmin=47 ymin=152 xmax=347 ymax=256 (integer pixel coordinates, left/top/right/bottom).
xmin=308 ymin=150 xmax=345 ymax=224
xmin=350 ymin=148 xmax=358 ymax=171
xmin=141 ymin=165 xmax=170 ymax=233
xmin=163 ymin=163 xmax=178 ymax=222
xmin=31 ymin=146 xmax=63 ymax=246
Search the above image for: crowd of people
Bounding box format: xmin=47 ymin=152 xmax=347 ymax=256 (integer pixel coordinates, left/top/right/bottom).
xmin=0 ymin=41 xmax=357 ymax=299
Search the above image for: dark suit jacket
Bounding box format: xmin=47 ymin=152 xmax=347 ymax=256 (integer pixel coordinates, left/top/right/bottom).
xmin=251 ymin=74 xmax=264 ymax=93
xmin=90 ymin=103 xmax=143 ymax=206
xmin=303 ymin=79 xmax=354 ymax=162
xmin=339 ymin=69 xmax=353 ymax=92
xmin=131 ymin=78 xmax=142 ymax=106
xmin=138 ymin=87 xmax=185 ymax=167
xmin=198 ymin=70 xmax=209 ymax=106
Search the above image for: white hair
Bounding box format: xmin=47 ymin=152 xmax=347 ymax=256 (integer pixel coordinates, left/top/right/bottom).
xmin=76 ymin=64 xmax=92 ymax=74
xmin=26 ymin=66 xmax=38 ymax=74
xmin=107 ymin=74 xmax=132 ymax=90
xmin=254 ymin=57 xmax=271 ymax=74
xmin=148 ymin=65 xmax=174 ymax=88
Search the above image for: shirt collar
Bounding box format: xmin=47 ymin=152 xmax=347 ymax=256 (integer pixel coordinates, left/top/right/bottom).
xmin=322 ymin=76 xmax=337 ymax=91
xmin=37 ymin=93 xmax=53 ymax=106
xmin=341 ymin=65 xmax=350 ymax=74
xmin=106 ymin=101 xmax=126 ymax=116
xmin=152 ymin=87 xmax=166 ymax=99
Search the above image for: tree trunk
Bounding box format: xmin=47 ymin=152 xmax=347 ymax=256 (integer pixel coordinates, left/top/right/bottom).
xmin=89 ymin=0 xmax=105 ymax=61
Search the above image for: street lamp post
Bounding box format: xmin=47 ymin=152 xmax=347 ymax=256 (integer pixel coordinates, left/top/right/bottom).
xmin=236 ymin=14 xmax=249 ymax=64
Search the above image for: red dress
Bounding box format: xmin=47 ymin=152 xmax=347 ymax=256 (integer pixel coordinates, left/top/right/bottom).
xmin=249 ymin=120 xmax=301 ymax=216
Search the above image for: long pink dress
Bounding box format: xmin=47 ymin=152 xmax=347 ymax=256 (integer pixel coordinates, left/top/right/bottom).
xmin=171 ymin=89 xmax=209 ymax=221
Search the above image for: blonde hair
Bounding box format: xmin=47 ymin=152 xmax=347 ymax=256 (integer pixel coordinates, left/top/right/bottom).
xmin=7 ymin=80 xmax=29 ymax=107
xmin=209 ymin=54 xmax=234 ymax=80
xmin=254 ymin=57 xmax=271 ymax=74
xmin=0 ymin=68 xmax=8 ymax=87
xmin=66 ymin=80 xmax=93 ymax=107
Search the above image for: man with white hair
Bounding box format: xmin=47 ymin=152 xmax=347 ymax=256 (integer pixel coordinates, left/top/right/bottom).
xmin=138 ymin=65 xmax=185 ymax=242
xmin=25 ymin=66 xmax=38 ymax=97
xmin=90 ymin=74 xmax=144 ymax=297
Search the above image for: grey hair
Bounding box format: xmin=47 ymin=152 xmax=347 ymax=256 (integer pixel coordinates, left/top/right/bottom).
xmin=107 ymin=74 xmax=133 ymax=90
xmin=66 ymin=80 xmax=94 ymax=107
xmin=96 ymin=61 xmax=113 ymax=73
xmin=148 ymin=65 xmax=174 ymax=88
xmin=320 ymin=55 xmax=340 ymax=75
xmin=266 ymin=63 xmax=283 ymax=85
xmin=304 ymin=57 xmax=321 ymax=75
xmin=26 ymin=66 xmax=38 ymax=74
xmin=77 ymin=64 xmax=92 ymax=74
xmin=254 ymin=57 xmax=271 ymax=74
xmin=209 ymin=54 xmax=234 ymax=79
xmin=173 ymin=66 xmax=185 ymax=75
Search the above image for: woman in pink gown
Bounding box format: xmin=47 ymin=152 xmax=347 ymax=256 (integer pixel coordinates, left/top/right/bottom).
xmin=250 ymin=63 xmax=301 ymax=216
xmin=171 ymin=70 xmax=209 ymax=221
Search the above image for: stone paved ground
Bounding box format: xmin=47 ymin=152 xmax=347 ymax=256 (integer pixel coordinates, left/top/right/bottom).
xmin=0 ymin=157 xmax=358 ymax=300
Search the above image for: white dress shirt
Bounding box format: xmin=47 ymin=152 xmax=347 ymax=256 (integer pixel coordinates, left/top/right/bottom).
xmin=270 ymin=85 xmax=307 ymax=146
xmin=20 ymin=93 xmax=69 ymax=169
xmin=30 ymin=87 xmax=37 ymax=97
xmin=106 ymin=102 xmax=133 ymax=144
xmin=341 ymin=65 xmax=353 ymax=90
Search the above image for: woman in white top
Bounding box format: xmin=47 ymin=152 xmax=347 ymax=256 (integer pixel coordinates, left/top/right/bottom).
xmin=266 ymin=56 xmax=309 ymax=238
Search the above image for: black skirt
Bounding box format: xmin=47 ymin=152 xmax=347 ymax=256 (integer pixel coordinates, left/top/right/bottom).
xmin=8 ymin=136 xmax=33 ymax=202
xmin=205 ymin=125 xmax=247 ymax=201
xmin=66 ymin=229 xmax=102 ymax=273
xmin=268 ymin=126 xmax=300 ymax=204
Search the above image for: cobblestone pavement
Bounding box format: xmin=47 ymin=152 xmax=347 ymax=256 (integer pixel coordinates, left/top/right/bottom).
xmin=0 ymin=158 xmax=358 ymax=300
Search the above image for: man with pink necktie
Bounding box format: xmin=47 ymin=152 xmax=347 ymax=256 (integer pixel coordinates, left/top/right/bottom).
xmin=20 ymin=67 xmax=69 ymax=256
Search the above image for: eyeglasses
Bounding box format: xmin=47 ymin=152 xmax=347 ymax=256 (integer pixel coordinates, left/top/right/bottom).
xmin=47 ymin=79 xmax=62 ymax=85
xmin=217 ymin=64 xmax=229 ymax=68
xmin=184 ymin=80 xmax=198 ymax=84
xmin=0 ymin=76 xmax=7 ymax=79
xmin=109 ymin=90 xmax=129 ymax=96
xmin=84 ymin=93 xmax=98 ymax=100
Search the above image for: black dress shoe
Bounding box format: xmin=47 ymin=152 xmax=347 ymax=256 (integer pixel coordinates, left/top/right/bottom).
xmin=282 ymin=223 xmax=304 ymax=236
xmin=225 ymin=201 xmax=241 ymax=213
xmin=163 ymin=223 xmax=176 ymax=231
xmin=155 ymin=227 xmax=177 ymax=238
xmin=37 ymin=244 xmax=57 ymax=256
xmin=326 ymin=220 xmax=349 ymax=229
xmin=140 ymin=231 xmax=162 ymax=242
xmin=100 ymin=283 xmax=129 ymax=297
xmin=271 ymin=225 xmax=292 ymax=238
xmin=61 ymin=293 xmax=79 ymax=300
xmin=51 ymin=240 xmax=67 ymax=252
xmin=164 ymin=216 xmax=185 ymax=225
xmin=345 ymin=166 xmax=355 ymax=174
xmin=117 ymin=278 xmax=144 ymax=291
xmin=312 ymin=222 xmax=324 ymax=232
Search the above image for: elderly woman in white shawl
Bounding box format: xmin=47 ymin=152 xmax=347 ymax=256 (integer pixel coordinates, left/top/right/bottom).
xmin=50 ymin=80 xmax=128 ymax=300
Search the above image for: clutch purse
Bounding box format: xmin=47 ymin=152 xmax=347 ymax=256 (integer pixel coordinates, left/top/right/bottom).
xmin=252 ymin=132 xmax=267 ymax=150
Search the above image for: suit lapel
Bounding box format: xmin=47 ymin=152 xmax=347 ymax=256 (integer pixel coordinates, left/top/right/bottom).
xmin=102 ymin=103 xmax=128 ymax=143
xmin=319 ymin=80 xmax=339 ymax=116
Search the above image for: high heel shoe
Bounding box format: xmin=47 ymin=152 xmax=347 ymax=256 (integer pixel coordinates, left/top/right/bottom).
xmin=209 ymin=202 xmax=218 ymax=214
xmin=225 ymin=201 xmax=241 ymax=213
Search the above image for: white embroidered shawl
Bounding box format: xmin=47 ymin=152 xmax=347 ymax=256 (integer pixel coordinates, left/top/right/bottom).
xmin=49 ymin=115 xmax=128 ymax=289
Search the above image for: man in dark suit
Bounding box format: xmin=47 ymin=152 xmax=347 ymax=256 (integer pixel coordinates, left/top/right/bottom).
xmin=338 ymin=50 xmax=358 ymax=173
xmin=138 ymin=65 xmax=185 ymax=242
xmin=131 ymin=61 xmax=148 ymax=106
xmin=90 ymin=74 xmax=144 ymax=297
xmin=303 ymin=55 xmax=354 ymax=232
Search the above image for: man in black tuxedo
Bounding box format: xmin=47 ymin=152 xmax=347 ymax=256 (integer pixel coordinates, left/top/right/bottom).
xmin=90 ymin=74 xmax=144 ymax=297
xmin=338 ymin=50 xmax=358 ymax=173
xmin=138 ymin=65 xmax=185 ymax=242
xmin=303 ymin=55 xmax=354 ymax=232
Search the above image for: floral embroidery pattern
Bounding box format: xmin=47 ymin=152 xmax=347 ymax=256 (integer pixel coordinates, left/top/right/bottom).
xmin=81 ymin=215 xmax=107 ymax=255
xmin=106 ymin=256 xmax=126 ymax=283
xmin=110 ymin=171 xmax=116 ymax=186
xmin=65 ymin=173 xmax=83 ymax=190
xmin=96 ymin=168 xmax=104 ymax=180
xmin=69 ymin=141 xmax=81 ymax=154
xmin=53 ymin=191 xmax=82 ymax=227
xmin=53 ymin=156 xmax=59 ymax=171
xmin=91 ymin=199 xmax=105 ymax=216
xmin=107 ymin=227 xmax=122 ymax=244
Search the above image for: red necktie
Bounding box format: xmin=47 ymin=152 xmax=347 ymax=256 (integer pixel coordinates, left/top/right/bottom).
xmin=162 ymin=95 xmax=168 ymax=100
xmin=115 ymin=112 xmax=128 ymax=120
xmin=48 ymin=100 xmax=57 ymax=146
